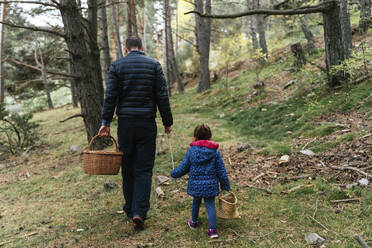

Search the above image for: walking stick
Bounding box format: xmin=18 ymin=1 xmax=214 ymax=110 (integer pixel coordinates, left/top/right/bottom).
xmin=167 ymin=133 xmax=175 ymax=170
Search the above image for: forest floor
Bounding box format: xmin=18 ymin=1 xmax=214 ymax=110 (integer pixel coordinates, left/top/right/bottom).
xmin=1 ymin=33 xmax=372 ymax=247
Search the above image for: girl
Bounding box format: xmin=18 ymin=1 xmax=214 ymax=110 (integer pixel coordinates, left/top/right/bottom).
xmin=170 ymin=124 xmax=230 ymax=239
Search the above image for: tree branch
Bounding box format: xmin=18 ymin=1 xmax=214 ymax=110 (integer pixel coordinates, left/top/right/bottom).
xmin=59 ymin=114 xmax=84 ymax=123
xmin=0 ymin=20 xmax=64 ymax=37
xmin=184 ymin=1 xmax=336 ymax=18
xmin=0 ymin=1 xmax=57 ymax=8
xmin=8 ymin=58 xmax=78 ymax=78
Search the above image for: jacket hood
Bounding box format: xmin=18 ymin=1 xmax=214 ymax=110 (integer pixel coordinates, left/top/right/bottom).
xmin=188 ymin=140 xmax=219 ymax=166
xmin=190 ymin=140 xmax=219 ymax=149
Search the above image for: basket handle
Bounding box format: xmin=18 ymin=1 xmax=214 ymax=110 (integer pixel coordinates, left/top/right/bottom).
xmin=87 ymin=135 xmax=119 ymax=152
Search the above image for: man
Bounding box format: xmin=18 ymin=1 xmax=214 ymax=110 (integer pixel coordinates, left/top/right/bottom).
xmin=98 ymin=37 xmax=172 ymax=231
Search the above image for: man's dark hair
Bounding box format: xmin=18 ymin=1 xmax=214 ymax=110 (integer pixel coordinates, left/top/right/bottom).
xmin=194 ymin=124 xmax=212 ymax=141
xmin=126 ymin=37 xmax=142 ymax=50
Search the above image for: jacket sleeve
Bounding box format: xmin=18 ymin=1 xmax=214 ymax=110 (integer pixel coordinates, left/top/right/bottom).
xmin=216 ymin=150 xmax=231 ymax=191
xmin=170 ymin=149 xmax=191 ymax=178
xmin=101 ymin=63 xmax=119 ymax=126
xmin=155 ymin=62 xmax=173 ymax=127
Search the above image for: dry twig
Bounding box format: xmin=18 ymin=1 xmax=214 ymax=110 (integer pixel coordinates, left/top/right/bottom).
xmin=354 ymin=235 xmax=370 ymax=248
xmin=330 ymin=198 xmax=360 ymax=203
xmin=243 ymin=184 xmax=272 ymax=194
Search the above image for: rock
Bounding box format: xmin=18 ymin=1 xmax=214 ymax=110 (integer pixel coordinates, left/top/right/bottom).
xmin=0 ymin=164 xmax=5 ymax=170
xmin=358 ymin=178 xmax=369 ymax=186
xmin=283 ymin=79 xmax=297 ymax=89
xmin=155 ymin=187 xmax=165 ymax=198
xmin=261 ymin=108 xmax=267 ymax=112
xmin=237 ymin=142 xmax=253 ymax=152
xmin=218 ymin=113 xmax=225 ymax=118
xmin=157 ymin=175 xmax=170 ymax=185
xmin=279 ymin=155 xmax=290 ymax=165
xmin=346 ymin=183 xmax=358 ymax=189
xmin=300 ymin=149 xmax=315 ymax=156
xmin=104 ymin=179 xmax=118 ymax=191
xmin=305 ymin=233 xmax=325 ymax=245
xmin=69 ymin=145 xmax=80 ymax=154
xmin=76 ymin=228 xmax=84 ymax=232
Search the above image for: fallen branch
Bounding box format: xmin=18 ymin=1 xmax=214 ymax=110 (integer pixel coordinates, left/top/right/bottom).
xmin=354 ymin=235 xmax=370 ymax=248
xmin=243 ymin=184 xmax=272 ymax=194
xmin=252 ymin=173 xmax=265 ymax=182
xmin=330 ymin=198 xmax=360 ymax=203
xmin=307 ymin=215 xmax=330 ymax=232
xmin=361 ymin=133 xmax=372 ymax=139
xmin=0 ymin=20 xmax=64 ymax=37
xmin=302 ymin=138 xmax=317 ymax=150
xmin=313 ymin=198 xmax=319 ymax=218
xmin=0 ymin=240 xmax=11 ymax=246
xmin=59 ymin=114 xmax=84 ymax=123
xmin=282 ymin=184 xmax=314 ymax=194
xmin=328 ymin=165 xmax=372 ymax=179
xmin=280 ymin=174 xmax=312 ymax=182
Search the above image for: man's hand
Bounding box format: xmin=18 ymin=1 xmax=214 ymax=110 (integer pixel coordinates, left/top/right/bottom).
xmin=165 ymin=126 xmax=172 ymax=135
xmin=98 ymin=125 xmax=110 ymax=137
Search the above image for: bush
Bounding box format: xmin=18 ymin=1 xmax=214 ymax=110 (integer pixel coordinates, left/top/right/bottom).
xmin=0 ymin=103 xmax=39 ymax=156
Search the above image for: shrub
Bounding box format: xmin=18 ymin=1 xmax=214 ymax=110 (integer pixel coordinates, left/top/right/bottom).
xmin=0 ymin=103 xmax=39 ymax=156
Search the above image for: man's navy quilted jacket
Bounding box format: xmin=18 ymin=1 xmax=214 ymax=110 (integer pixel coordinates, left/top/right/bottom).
xmin=170 ymin=140 xmax=230 ymax=197
xmin=101 ymin=50 xmax=173 ymax=127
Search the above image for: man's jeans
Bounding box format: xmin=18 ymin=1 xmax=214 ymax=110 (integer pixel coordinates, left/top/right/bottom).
xmin=191 ymin=197 xmax=217 ymax=229
xmin=117 ymin=118 xmax=157 ymax=219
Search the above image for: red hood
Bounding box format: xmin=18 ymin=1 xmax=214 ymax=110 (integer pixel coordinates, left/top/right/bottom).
xmin=190 ymin=140 xmax=219 ymax=150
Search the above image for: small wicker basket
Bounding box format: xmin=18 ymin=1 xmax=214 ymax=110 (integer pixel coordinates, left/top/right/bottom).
xmin=83 ymin=135 xmax=123 ymax=175
xmin=217 ymin=191 xmax=239 ymax=219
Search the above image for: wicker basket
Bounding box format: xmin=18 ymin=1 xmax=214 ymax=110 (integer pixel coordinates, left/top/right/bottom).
xmin=83 ymin=135 xmax=123 ymax=175
xmin=217 ymin=191 xmax=239 ymax=219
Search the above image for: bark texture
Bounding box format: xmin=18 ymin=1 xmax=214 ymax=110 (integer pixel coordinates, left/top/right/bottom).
xmin=247 ymin=0 xmax=258 ymax=50
xmin=164 ymin=0 xmax=184 ymax=93
xmin=100 ymin=0 xmax=111 ymax=84
xmin=0 ymin=3 xmax=6 ymax=103
xmin=127 ymin=0 xmax=138 ymax=37
xmin=300 ymin=15 xmax=315 ymax=53
xmin=359 ymin=0 xmax=371 ymax=34
xmin=291 ymin=42 xmax=306 ymax=70
xmin=256 ymin=0 xmax=268 ymax=55
xmin=68 ymin=53 xmax=78 ymax=107
xmin=59 ymin=0 xmax=104 ymax=148
xmin=322 ymin=0 xmax=352 ymax=86
xmin=111 ymin=0 xmax=123 ymax=59
xmin=195 ymin=0 xmax=211 ymax=92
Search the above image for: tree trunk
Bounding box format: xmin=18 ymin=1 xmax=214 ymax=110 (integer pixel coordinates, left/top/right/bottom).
xmin=127 ymin=0 xmax=138 ymax=37
xmin=111 ymin=0 xmax=123 ymax=59
xmin=164 ymin=0 xmax=184 ymax=93
xmin=256 ymin=0 xmax=268 ymax=56
xmin=163 ymin=1 xmax=172 ymax=96
xmin=291 ymin=42 xmax=306 ymax=70
xmin=322 ymin=0 xmax=352 ymax=86
xmin=359 ymin=0 xmax=371 ymax=35
xmin=300 ymin=15 xmax=315 ymax=53
xmin=59 ymin=0 xmax=104 ymax=148
xmin=68 ymin=53 xmax=78 ymax=107
xmin=247 ymin=0 xmax=259 ymax=50
xmin=35 ymin=40 xmax=53 ymax=109
xmin=88 ymin=0 xmax=104 ymax=104
xmin=0 ymin=3 xmax=6 ymax=103
xmin=142 ymin=1 xmax=146 ymax=51
xmin=195 ymin=0 xmax=211 ymax=92
xmin=100 ymin=0 xmax=111 ymax=84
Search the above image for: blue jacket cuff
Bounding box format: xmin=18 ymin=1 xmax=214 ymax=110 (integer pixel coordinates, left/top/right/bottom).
xmin=102 ymin=120 xmax=111 ymax=127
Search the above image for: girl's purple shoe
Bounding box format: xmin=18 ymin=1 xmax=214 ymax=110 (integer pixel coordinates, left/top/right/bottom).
xmin=188 ymin=219 xmax=198 ymax=229
xmin=208 ymin=228 xmax=218 ymax=239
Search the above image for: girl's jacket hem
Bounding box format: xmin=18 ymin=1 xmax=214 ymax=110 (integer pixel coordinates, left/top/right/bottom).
xmin=170 ymin=140 xmax=230 ymax=197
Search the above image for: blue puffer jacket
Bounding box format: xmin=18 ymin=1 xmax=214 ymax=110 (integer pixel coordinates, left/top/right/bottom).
xmin=170 ymin=140 xmax=230 ymax=197
xmin=101 ymin=50 xmax=173 ymax=127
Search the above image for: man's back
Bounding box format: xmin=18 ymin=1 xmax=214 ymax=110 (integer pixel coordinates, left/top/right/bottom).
xmin=102 ymin=50 xmax=172 ymax=128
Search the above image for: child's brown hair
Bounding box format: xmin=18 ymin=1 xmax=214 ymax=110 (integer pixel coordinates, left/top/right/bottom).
xmin=194 ymin=124 xmax=212 ymax=141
